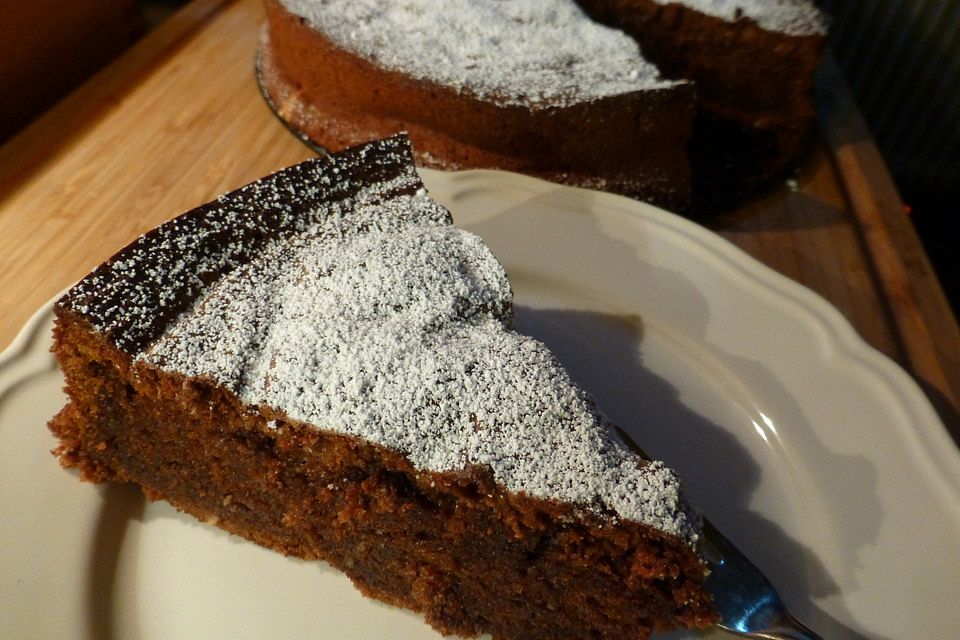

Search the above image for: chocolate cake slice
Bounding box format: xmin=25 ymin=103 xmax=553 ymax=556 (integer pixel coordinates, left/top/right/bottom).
xmin=49 ymin=135 xmax=716 ymax=639
xmin=259 ymin=0 xmax=696 ymax=212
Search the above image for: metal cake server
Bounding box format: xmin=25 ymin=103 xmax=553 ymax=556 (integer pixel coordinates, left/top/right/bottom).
xmin=615 ymin=428 xmax=823 ymax=639
xmin=701 ymin=519 xmax=824 ymax=640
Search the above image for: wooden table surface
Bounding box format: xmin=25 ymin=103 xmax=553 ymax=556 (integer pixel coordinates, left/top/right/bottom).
xmin=1 ymin=0 xmax=958 ymax=438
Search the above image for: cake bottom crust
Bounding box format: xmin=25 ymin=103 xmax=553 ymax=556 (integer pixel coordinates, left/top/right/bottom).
xmin=49 ymin=311 xmax=717 ymax=640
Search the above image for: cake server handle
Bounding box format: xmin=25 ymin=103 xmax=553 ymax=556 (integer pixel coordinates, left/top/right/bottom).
xmin=700 ymin=519 xmax=824 ymax=640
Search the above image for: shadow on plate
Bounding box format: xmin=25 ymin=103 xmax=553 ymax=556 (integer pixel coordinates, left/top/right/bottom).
xmin=88 ymin=482 xmax=145 ymax=640
xmin=456 ymin=182 xmax=889 ymax=639
xmin=516 ymin=304 xmax=888 ymax=640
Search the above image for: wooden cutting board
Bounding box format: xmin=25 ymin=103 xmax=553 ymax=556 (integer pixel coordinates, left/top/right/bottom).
xmin=0 ymin=0 xmax=957 ymax=437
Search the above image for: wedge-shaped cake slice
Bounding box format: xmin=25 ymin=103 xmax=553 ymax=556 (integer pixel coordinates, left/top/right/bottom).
xmin=49 ymin=135 xmax=716 ymax=639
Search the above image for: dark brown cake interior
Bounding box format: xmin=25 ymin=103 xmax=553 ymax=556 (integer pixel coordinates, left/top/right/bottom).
xmin=574 ymin=0 xmax=825 ymax=209
xmin=51 ymin=316 xmax=716 ymax=639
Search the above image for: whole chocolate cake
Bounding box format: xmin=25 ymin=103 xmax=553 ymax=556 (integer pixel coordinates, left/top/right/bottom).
xmin=258 ymin=0 xmax=696 ymax=211
xmin=49 ymin=135 xmax=717 ymax=639
xmin=259 ymin=0 xmax=825 ymax=212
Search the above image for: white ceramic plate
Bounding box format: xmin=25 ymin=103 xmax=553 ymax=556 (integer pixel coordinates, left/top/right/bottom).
xmin=2 ymin=169 xmax=959 ymax=640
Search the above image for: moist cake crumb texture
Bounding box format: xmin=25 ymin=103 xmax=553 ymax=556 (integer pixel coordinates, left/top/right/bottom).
xmin=278 ymin=0 xmax=679 ymax=108
xmin=61 ymin=135 xmax=700 ymax=543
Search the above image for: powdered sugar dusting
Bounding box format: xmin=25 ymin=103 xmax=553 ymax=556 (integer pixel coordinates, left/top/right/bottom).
xmin=278 ymin=0 xmax=678 ymax=108
xmin=61 ymin=136 xmax=699 ymax=544
xmin=658 ymin=0 xmax=826 ymax=36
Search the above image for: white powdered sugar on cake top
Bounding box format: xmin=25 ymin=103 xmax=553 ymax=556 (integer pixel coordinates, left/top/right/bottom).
xmin=659 ymin=0 xmax=826 ymax=36
xmin=142 ymin=215 xmax=698 ymax=542
xmin=99 ymin=142 xmax=701 ymax=544
xmin=277 ymin=0 xmax=679 ymax=108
